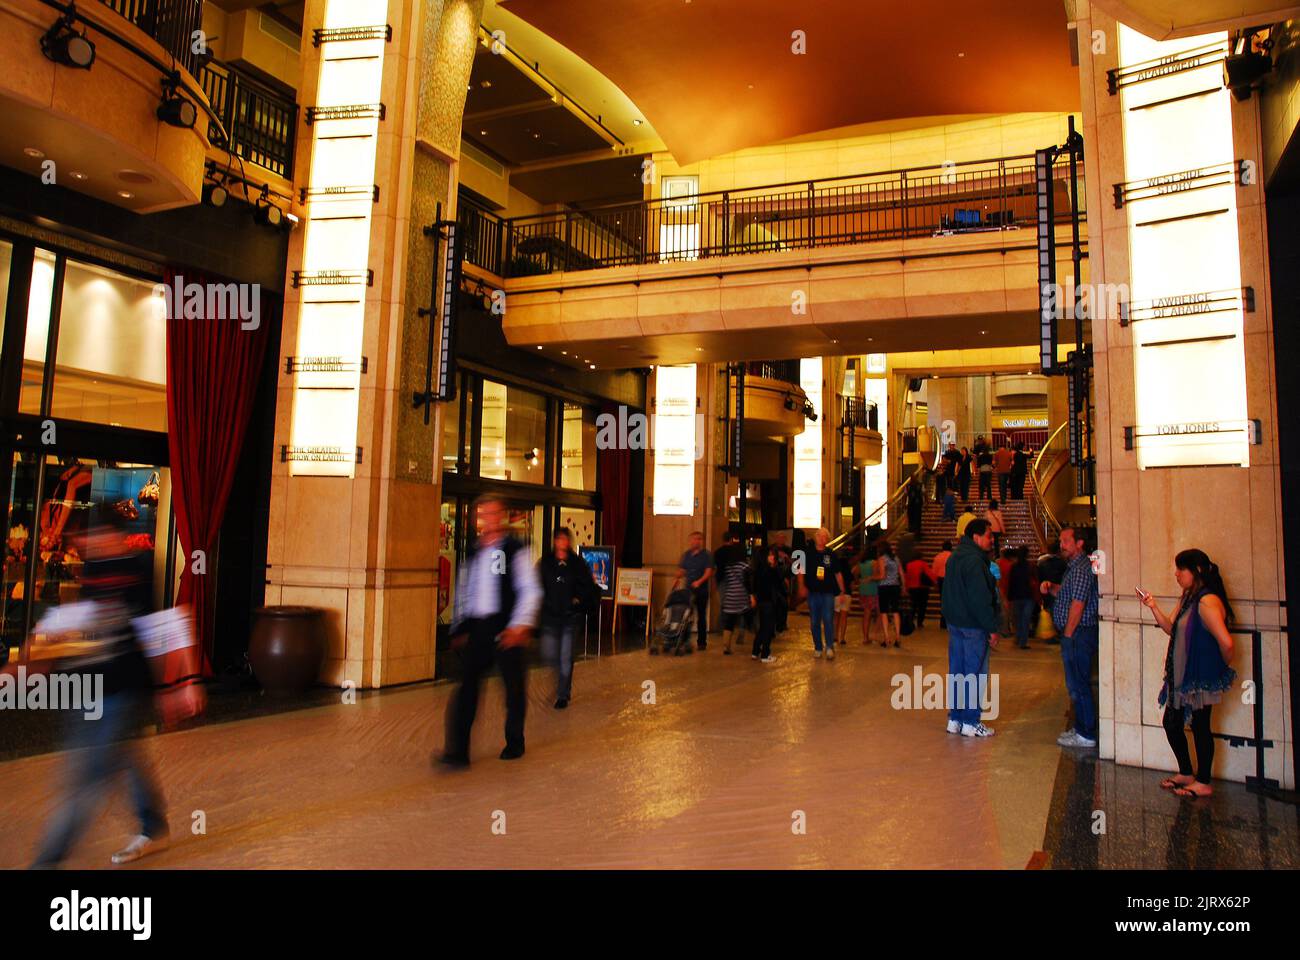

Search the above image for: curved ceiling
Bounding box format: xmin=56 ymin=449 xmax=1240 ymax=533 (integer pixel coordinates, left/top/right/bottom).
xmin=1090 ymin=1 xmax=1300 ymax=39
xmin=499 ymin=0 xmax=1081 ymax=164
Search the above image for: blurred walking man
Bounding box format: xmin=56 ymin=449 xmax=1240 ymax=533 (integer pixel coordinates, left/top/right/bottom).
xmin=440 ymin=495 xmax=542 ymax=766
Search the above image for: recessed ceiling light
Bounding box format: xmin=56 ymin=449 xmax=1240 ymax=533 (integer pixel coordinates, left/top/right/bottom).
xmin=632 ymin=119 xmax=643 ymax=126
xmin=536 ymin=345 xmax=543 ymax=350
xmin=481 ymin=80 xmax=492 ymax=88
xmin=70 ymin=171 xmax=87 ymax=180
xmin=479 ymin=129 xmax=488 ymax=135
xmin=23 ymin=147 xmax=44 ymax=159
xmin=117 ymin=190 xmax=134 ymax=199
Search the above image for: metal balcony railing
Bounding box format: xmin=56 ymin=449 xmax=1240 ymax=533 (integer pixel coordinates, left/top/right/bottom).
xmin=459 ymin=152 xmax=1084 ymax=279
xmin=198 ymin=61 xmax=298 ymax=179
xmin=841 ymin=397 xmax=878 ymax=432
xmin=741 ymin=360 xmax=801 ymax=386
xmin=100 ymin=0 xmax=204 ymax=77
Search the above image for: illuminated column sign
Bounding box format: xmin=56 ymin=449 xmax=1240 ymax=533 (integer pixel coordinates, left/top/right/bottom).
xmin=286 ymin=2 xmax=389 ymax=477
xmin=793 ymin=358 xmax=823 ymax=529
xmin=864 ymin=354 xmax=889 ymax=529
xmin=1118 ymin=26 xmax=1250 ymax=469
xmin=653 ymin=365 xmax=697 ymax=516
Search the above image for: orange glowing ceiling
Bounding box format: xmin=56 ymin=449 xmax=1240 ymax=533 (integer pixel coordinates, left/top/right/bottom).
xmin=499 ymin=0 xmax=1081 ymax=164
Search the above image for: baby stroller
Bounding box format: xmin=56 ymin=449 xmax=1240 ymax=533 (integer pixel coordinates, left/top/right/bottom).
xmin=651 ymin=588 xmax=697 ymax=656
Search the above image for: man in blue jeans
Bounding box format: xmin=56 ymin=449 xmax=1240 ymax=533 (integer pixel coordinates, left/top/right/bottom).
xmin=798 ymin=528 xmax=845 ymax=659
xmin=939 ymin=519 xmax=1001 ymax=737
xmin=538 ymin=527 xmax=597 ymax=709
xmin=1047 ymin=525 xmax=1100 ymax=748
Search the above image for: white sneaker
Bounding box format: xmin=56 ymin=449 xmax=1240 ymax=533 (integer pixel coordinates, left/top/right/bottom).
xmin=946 ymin=719 xmax=961 ymax=734
xmin=1075 ymin=734 xmax=1098 ymax=748
xmin=826 ymin=646 xmax=836 ymax=660
xmin=961 ymin=722 xmax=995 ymax=738
xmin=761 ymin=656 xmax=777 ymax=663
xmin=111 ymin=834 xmax=168 ymax=865
xmin=751 ymin=654 xmax=759 ymax=660
xmin=1057 ymin=730 xmax=1082 ymax=746
xmin=813 ymin=649 xmax=823 ymax=658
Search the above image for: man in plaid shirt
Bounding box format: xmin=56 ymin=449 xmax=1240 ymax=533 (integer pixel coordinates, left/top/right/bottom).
xmin=1045 ymin=526 xmax=1099 ymax=748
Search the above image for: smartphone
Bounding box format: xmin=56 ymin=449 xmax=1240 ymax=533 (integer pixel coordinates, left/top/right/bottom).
xmin=1135 ymin=587 xmax=1150 ymax=601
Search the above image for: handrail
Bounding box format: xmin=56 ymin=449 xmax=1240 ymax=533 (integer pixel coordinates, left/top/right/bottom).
xmin=827 ymin=425 xmax=939 ymax=552
xmin=461 ymin=147 xmax=1085 ymax=277
xmin=1029 ymin=421 xmax=1070 ymax=550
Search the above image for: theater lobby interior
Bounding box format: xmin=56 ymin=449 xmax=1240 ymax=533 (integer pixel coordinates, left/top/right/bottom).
xmin=0 ymin=0 xmax=1298 ymax=880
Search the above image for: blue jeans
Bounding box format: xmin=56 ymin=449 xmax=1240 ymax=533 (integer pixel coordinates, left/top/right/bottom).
xmin=947 ymin=626 xmax=989 ymax=726
xmin=540 ymin=617 xmax=577 ymax=700
xmin=1014 ymin=598 xmax=1037 ymax=647
xmin=33 ymin=691 xmax=167 ymax=867
xmin=1061 ymin=624 xmax=1099 ymax=740
xmin=807 ymin=592 xmax=836 ymax=651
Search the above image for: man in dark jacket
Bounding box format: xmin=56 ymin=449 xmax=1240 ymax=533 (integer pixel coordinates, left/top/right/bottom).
xmin=940 ymin=518 xmax=1001 ymax=738
xmin=441 ymin=495 xmax=542 ymax=766
xmin=538 ymin=527 xmax=597 ymax=709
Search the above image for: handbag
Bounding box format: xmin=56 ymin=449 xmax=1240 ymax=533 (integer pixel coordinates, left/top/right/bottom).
xmin=138 ymin=471 xmax=160 ymax=505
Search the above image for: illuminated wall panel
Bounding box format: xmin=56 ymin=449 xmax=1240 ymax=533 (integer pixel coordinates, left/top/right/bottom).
xmin=653 ymin=364 xmax=696 ymax=516
xmin=288 ymin=0 xmax=388 ymax=477
xmin=793 ymin=357 xmax=822 ymax=529
xmin=1119 ymin=26 xmax=1249 ymax=469
xmin=863 ymin=362 xmax=888 ymax=527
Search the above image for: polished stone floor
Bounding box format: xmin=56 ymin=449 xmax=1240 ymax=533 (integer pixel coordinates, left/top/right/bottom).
xmin=1 ymin=621 xmax=1295 ymax=869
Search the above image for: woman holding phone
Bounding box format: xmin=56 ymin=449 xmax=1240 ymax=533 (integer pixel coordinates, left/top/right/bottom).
xmin=1137 ymin=549 xmax=1236 ymax=798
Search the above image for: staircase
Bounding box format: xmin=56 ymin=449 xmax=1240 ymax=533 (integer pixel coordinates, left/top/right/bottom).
xmin=850 ymin=485 xmax=1043 ymax=624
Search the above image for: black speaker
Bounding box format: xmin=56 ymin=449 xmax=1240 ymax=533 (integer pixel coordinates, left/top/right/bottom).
xmin=1224 ymin=51 xmax=1272 ymax=100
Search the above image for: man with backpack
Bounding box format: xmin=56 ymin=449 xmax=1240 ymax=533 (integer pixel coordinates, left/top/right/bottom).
xmin=538 ymin=527 xmax=598 ymax=709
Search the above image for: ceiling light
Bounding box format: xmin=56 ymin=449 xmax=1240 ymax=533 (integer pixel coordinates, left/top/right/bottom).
xmin=480 ymin=129 xmax=488 ymax=135
xmin=632 ymin=119 xmax=643 ymax=126
xmin=117 ymin=190 xmax=134 ymax=199
xmin=41 ymin=14 xmax=95 ymax=70
xmin=536 ymin=345 xmax=543 ymax=350
xmin=23 ymin=147 xmax=45 ymax=159
xmin=70 ymin=171 xmax=87 ymax=181
xmin=589 ymin=364 xmax=596 ymax=369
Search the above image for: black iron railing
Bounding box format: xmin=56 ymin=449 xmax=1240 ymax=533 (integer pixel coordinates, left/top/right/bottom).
xmin=198 ymin=61 xmax=297 ymax=179
xmin=459 ymin=152 xmax=1084 ymax=279
xmin=742 ymin=359 xmax=801 ymax=386
xmin=100 ymin=0 xmax=204 ymax=77
xmin=842 ymin=397 xmax=878 ymax=431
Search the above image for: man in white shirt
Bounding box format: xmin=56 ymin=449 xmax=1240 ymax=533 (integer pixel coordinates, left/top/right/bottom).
xmin=440 ymin=495 xmax=542 ymax=766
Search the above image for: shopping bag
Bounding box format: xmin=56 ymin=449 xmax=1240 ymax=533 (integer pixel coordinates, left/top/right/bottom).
xmin=133 ymin=606 xmax=206 ymax=729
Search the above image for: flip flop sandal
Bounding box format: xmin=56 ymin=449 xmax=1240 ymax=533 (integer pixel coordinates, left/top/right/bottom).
xmin=1173 ymin=786 xmax=1211 ymax=798
xmin=1160 ymin=778 xmax=1186 ymax=790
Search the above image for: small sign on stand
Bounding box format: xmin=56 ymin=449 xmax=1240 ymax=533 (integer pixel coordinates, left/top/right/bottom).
xmin=612 ymin=568 xmax=653 ymax=653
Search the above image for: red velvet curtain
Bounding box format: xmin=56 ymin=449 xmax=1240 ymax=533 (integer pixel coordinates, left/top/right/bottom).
xmin=164 ymin=267 xmax=270 ymax=674
xmin=598 ymin=403 xmax=631 ymax=566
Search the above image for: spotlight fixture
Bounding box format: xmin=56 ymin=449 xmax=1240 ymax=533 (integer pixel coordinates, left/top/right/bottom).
xmin=202 ymin=180 xmax=228 ymax=208
xmin=41 ymin=12 xmax=96 ymax=70
xmin=157 ymin=84 xmax=198 ymax=129
xmin=254 ymin=201 xmax=283 ymax=228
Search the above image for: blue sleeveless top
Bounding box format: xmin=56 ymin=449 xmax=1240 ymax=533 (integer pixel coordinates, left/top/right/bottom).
xmin=1158 ymin=590 xmax=1236 ymax=718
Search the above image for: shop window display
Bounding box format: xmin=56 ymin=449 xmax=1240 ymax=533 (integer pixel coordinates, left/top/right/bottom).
xmin=2 ymin=455 xmax=172 ymax=657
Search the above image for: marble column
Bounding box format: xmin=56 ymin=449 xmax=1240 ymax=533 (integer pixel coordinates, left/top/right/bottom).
xmin=1074 ymin=1 xmax=1291 ymax=787
xmin=267 ymin=0 xmax=484 ymax=688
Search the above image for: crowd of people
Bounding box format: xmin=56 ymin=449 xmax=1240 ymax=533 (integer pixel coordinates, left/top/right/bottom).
xmin=19 ymin=488 xmax=1239 ymax=867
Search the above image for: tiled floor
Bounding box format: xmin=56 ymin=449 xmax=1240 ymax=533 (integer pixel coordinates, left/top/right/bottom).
xmin=1 ymin=621 xmax=1294 ymax=869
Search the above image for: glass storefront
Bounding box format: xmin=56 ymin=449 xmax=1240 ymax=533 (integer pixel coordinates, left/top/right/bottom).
xmin=0 ymin=236 xmax=175 ymax=659
xmin=436 ymin=367 xmax=611 ymax=673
